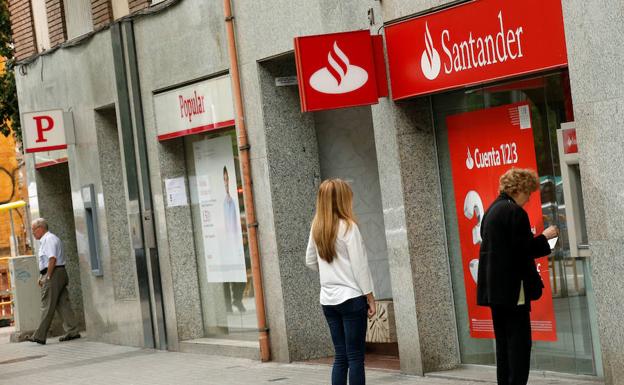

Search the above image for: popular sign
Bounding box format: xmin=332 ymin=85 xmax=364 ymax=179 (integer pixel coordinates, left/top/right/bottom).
xmin=385 ymin=0 xmax=568 ymax=99
xmin=154 ymin=75 xmax=235 ymax=141
xmin=447 ymin=102 xmax=557 ymax=341
xmin=23 ymin=110 xmax=72 ymax=153
xmin=294 ymin=30 xmax=387 ymax=112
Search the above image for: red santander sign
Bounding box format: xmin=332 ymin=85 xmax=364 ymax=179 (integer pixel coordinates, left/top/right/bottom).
xmin=385 ymin=0 xmax=568 ymax=100
xmin=294 ymin=30 xmax=387 ymax=112
xmin=562 ymin=128 xmax=578 ymax=154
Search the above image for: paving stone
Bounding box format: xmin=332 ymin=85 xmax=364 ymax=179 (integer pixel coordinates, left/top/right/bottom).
xmin=0 ymin=333 xmax=603 ymax=385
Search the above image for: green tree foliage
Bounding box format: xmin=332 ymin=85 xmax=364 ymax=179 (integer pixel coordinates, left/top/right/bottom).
xmin=0 ymin=0 xmax=20 ymax=141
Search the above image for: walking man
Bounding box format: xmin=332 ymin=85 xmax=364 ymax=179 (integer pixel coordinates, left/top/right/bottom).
xmin=26 ymin=218 xmax=80 ymax=345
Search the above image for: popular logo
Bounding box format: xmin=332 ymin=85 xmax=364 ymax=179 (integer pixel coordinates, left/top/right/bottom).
xmin=421 ymin=22 xmax=441 ymax=80
xmin=309 ymin=41 xmax=368 ymax=94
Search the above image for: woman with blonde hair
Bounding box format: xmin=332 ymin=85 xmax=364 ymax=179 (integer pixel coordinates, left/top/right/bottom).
xmin=477 ymin=168 xmax=558 ymax=385
xmin=306 ymin=179 xmax=376 ymax=385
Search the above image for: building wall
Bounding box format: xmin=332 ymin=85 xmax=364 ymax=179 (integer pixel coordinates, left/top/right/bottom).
xmin=131 ymin=0 xmax=229 ymax=349
xmin=233 ymin=0 xmax=460 ymax=372
xmin=128 ymin=0 xmax=148 ymax=13
xmin=64 ymin=0 xmax=93 ymax=40
xmin=111 ymin=0 xmax=129 ymax=19
xmin=232 ymin=0 xmax=382 ymax=364
xmin=9 ymin=0 xmax=38 ymax=60
xmin=46 ymin=0 xmax=67 ymax=47
xmin=31 ymin=0 xmax=50 ymax=51
xmin=17 ymin=30 xmax=145 ymax=346
xmin=91 ymin=0 xmax=113 ymax=29
xmin=562 ymin=2 xmax=624 ymax=383
xmin=256 ymin=55 xmax=329 ymax=362
xmin=11 ymin=0 xmax=621 ymax=381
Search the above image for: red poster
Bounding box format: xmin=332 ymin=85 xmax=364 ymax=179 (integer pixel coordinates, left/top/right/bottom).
xmin=447 ymin=102 xmax=557 ymax=341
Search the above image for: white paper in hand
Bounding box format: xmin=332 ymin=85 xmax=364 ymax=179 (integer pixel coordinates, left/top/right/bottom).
xmin=548 ymin=237 xmax=558 ymax=250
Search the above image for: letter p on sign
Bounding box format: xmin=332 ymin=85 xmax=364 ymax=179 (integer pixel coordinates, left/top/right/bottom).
xmin=23 ymin=109 xmax=71 ymax=153
xmin=33 ymin=115 xmax=54 ymax=142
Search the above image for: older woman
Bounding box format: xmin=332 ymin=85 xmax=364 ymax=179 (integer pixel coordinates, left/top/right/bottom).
xmin=477 ymin=168 xmax=558 ymax=385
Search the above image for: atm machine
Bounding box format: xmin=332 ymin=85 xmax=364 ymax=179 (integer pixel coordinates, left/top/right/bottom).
xmin=556 ymin=122 xmax=603 ymax=376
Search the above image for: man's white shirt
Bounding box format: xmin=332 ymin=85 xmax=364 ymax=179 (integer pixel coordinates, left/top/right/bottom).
xmin=38 ymin=231 xmax=65 ymax=271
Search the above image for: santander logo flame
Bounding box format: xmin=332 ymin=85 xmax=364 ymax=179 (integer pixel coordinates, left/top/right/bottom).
xmin=421 ymin=22 xmax=441 ymax=80
xmin=466 ymin=147 xmax=475 ymax=170
xmin=309 ymin=41 xmax=368 ymax=94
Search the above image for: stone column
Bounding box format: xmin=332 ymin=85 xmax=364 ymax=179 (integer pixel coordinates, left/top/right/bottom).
xmin=371 ymin=97 xmax=460 ymax=374
xmin=563 ymin=2 xmax=624 ymax=383
xmin=249 ymin=55 xmax=333 ymax=362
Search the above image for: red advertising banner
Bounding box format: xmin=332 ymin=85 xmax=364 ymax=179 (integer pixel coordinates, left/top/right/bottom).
xmin=385 ymin=0 xmax=568 ymax=100
xmin=447 ymin=102 xmax=557 ymax=341
xmin=294 ymin=30 xmax=386 ymax=112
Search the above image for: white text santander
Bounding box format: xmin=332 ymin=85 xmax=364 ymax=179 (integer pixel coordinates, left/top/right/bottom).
xmin=442 ymin=11 xmax=523 ymax=75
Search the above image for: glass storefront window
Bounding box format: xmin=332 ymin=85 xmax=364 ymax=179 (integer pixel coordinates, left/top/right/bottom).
xmin=184 ymin=129 xmax=257 ymax=341
xmin=433 ymin=72 xmax=598 ymax=375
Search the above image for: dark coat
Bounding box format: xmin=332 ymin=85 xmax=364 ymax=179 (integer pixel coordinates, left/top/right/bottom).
xmin=476 ymin=192 xmax=551 ymax=307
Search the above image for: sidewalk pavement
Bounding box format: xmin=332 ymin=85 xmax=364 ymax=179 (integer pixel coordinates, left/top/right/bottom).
xmin=0 ymin=328 xmax=603 ymax=385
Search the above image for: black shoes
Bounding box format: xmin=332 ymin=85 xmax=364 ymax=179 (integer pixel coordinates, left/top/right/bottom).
xmin=24 ymin=334 xmax=80 ymax=343
xmin=25 ymin=335 xmax=46 ymax=345
xmin=59 ymin=334 xmax=81 ymax=342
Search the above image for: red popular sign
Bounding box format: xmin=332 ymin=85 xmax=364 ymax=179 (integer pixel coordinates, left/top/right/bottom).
xmin=385 ymin=0 xmax=568 ymax=100
xmin=294 ymin=30 xmax=386 ymax=112
xmin=447 ymin=102 xmax=557 ymax=341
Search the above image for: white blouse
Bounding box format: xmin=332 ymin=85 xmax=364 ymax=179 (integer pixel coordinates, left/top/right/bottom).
xmin=306 ymin=220 xmax=374 ymax=306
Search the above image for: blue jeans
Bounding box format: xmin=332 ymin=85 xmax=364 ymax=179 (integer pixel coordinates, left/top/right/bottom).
xmin=322 ymin=296 xmax=368 ymax=385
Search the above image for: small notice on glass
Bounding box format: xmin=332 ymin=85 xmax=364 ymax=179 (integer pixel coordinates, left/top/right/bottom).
xmin=518 ymin=105 xmax=531 ymax=129
xmin=165 ymin=177 xmax=188 ymax=207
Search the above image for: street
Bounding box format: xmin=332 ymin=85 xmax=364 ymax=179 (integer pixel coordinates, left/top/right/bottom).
xmin=0 ymin=327 xmax=602 ymax=385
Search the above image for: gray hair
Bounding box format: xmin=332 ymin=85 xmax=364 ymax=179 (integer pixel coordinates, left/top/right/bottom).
xmin=31 ymin=218 xmax=48 ymax=230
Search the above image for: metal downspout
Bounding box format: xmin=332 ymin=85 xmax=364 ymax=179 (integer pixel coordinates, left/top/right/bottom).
xmin=223 ymin=0 xmax=271 ymax=362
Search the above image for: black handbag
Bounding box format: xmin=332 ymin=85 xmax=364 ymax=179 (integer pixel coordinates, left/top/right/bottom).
xmin=524 ymin=259 xmax=544 ymax=301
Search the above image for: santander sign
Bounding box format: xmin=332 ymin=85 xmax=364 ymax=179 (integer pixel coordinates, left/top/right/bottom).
xmin=309 ymin=42 xmax=369 ymax=94
xmin=294 ymin=30 xmax=382 ymax=112
xmin=386 ymin=0 xmax=568 ymax=100
xmin=422 ymin=12 xmax=524 ymax=80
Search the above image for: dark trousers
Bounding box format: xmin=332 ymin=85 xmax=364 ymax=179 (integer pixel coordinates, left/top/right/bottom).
xmin=322 ymin=296 xmax=368 ymax=385
xmin=223 ymin=282 xmax=245 ymax=311
xmin=491 ymin=305 xmax=532 ymax=385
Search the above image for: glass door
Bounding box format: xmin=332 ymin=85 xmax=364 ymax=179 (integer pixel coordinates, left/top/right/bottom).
xmin=432 ymin=72 xmax=600 ymax=375
xmin=184 ymin=129 xmax=258 ymax=342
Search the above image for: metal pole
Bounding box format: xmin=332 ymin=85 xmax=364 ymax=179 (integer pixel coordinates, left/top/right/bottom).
xmin=8 ymin=209 xmax=17 ymax=257
xmin=223 ymin=0 xmax=270 ymax=361
xmin=24 ymin=205 xmax=35 ymax=254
